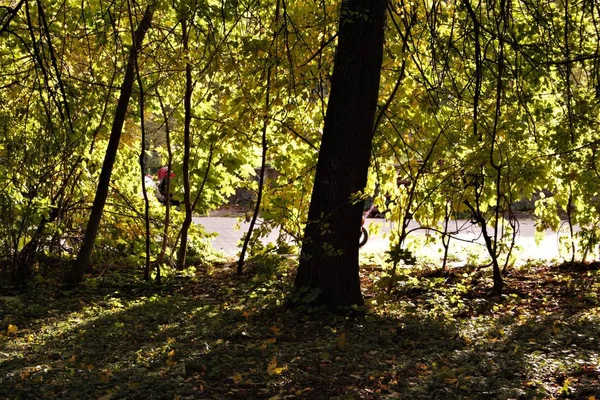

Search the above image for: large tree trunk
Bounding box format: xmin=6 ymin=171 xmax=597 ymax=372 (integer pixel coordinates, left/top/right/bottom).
xmin=294 ymin=0 xmax=387 ymax=307
xmin=65 ymin=5 xmax=154 ymax=285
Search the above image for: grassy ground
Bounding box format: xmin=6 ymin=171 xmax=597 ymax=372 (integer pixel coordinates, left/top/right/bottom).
xmin=1 ymin=255 xmax=599 ymax=399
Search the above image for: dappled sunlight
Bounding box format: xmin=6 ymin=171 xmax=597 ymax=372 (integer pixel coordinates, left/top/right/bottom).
xmin=2 ymin=262 xmax=600 ymax=398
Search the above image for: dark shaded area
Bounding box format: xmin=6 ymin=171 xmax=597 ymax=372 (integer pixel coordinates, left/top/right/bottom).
xmin=1 ymin=263 xmax=599 ymax=399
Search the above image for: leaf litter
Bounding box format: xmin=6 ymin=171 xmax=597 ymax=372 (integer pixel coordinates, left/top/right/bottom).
xmin=0 ymin=259 xmax=599 ymax=399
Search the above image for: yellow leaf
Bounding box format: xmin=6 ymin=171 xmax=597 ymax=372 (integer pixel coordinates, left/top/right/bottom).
xmin=68 ymin=355 xmax=77 ymax=363
xmin=267 ymin=357 xmax=278 ymax=375
xmin=174 ymin=395 xmax=182 ymax=400
xmin=86 ymin=364 xmax=95 ymax=371
xmin=232 ymin=373 xmax=243 ymax=384
xmin=20 ymin=370 xmax=30 ymax=380
xmin=588 ymin=397 xmax=596 ymax=400
xmin=267 ymin=357 xmax=286 ymax=375
xmin=27 ymin=334 xmax=34 ymax=342
xmin=7 ymin=324 xmax=18 ymax=336
xmin=168 ymin=350 xmax=175 ymax=358
xmin=167 ymin=337 xmax=176 ymax=344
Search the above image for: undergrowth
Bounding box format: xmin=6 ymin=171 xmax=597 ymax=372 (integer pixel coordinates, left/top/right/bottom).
xmin=1 ymin=256 xmax=599 ymax=399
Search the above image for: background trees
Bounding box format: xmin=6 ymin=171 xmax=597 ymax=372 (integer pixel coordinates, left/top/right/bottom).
xmin=1 ymin=0 xmax=600 ymax=303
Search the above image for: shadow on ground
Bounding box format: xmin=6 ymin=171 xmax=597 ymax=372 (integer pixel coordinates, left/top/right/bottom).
xmin=1 ymin=263 xmax=599 ymax=399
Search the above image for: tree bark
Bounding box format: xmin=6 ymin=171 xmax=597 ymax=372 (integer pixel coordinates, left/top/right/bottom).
xmin=294 ymin=0 xmax=387 ymax=307
xmin=177 ymin=18 xmax=193 ymax=270
xmin=155 ymin=89 xmax=173 ymax=284
xmin=66 ymin=5 xmax=154 ymax=285
xmin=136 ymin=47 xmax=151 ymax=281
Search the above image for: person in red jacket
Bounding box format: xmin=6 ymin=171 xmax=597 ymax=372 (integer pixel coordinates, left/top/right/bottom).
xmin=156 ymin=166 xmax=180 ymax=206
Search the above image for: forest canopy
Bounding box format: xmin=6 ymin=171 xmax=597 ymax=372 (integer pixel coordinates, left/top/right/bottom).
xmin=1 ymin=0 xmax=600 ymax=288
xmin=2 ymin=1 xmax=600 ymax=398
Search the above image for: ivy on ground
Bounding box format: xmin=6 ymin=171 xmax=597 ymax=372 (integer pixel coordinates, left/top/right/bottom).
xmin=1 ymin=259 xmax=599 ymax=399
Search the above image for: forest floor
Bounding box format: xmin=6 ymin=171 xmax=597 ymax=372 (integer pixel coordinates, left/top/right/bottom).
xmin=1 ymin=255 xmax=600 ymax=399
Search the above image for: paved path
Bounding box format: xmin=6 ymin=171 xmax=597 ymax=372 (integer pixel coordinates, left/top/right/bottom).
xmin=195 ymin=217 xmax=572 ymax=263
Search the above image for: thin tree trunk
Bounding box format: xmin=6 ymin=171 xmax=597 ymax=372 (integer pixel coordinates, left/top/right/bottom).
xmin=237 ymin=0 xmax=280 ymax=274
xmin=132 ymin=4 xmax=151 ymax=280
xmin=155 ymin=89 xmax=173 ymax=284
xmin=464 ymin=199 xmax=503 ymax=295
xmin=177 ymin=18 xmax=193 ymax=270
xmin=66 ymin=5 xmax=154 ymax=285
xmin=294 ymin=0 xmax=387 ymax=307
xmin=441 ymin=201 xmax=451 ymax=270
xmin=564 ymin=0 xmax=577 ymax=263
xmin=237 ymin=87 xmax=270 ymax=274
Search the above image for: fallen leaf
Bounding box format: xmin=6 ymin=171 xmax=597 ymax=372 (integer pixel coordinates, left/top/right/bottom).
xmin=232 ymin=373 xmax=243 ymax=384
xmin=100 ymin=371 xmax=112 ymax=383
xmin=267 ymin=357 xmax=278 ymax=375
xmin=336 ymin=332 xmax=346 ymax=348
xmin=581 ymin=365 xmax=597 ymax=376
xmin=168 ymin=349 xmax=175 ymax=358
xmin=444 ymin=377 xmax=458 ymax=385
xmin=166 ymin=359 xmax=177 ymax=367
xmin=267 ymin=357 xmax=286 ymax=375
xmin=7 ymin=324 xmax=18 ymax=336
xmin=269 ymin=326 xmax=281 ymax=334
xmin=260 ymin=337 xmax=276 ymax=350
